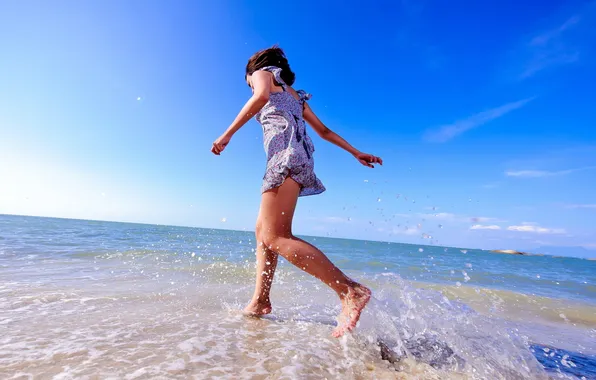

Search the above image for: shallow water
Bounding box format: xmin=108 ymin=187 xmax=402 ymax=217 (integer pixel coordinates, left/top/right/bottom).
xmin=1 ymin=214 xmax=595 ymax=379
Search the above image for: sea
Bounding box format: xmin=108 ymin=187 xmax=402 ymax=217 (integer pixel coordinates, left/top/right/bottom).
xmin=1 ymin=214 xmax=595 ymax=379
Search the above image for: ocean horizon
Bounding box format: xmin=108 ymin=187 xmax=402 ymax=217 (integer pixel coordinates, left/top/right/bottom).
xmin=2 ymin=213 xmax=592 ymax=260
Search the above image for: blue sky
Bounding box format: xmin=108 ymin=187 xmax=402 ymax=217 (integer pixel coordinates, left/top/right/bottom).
xmin=1 ymin=0 xmax=595 ymax=257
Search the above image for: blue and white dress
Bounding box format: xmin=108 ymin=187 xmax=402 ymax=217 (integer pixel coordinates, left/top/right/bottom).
xmin=254 ymin=66 xmax=326 ymax=197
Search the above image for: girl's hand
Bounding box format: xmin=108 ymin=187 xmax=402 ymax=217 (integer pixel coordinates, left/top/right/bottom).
xmin=211 ymin=134 xmax=231 ymax=155
xmin=354 ymin=152 xmax=383 ymax=168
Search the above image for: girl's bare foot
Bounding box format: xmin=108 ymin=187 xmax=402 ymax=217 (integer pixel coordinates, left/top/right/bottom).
xmin=332 ymin=284 xmax=371 ymax=338
xmin=243 ymin=299 xmax=272 ymax=316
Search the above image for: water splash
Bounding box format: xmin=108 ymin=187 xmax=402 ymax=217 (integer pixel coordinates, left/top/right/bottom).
xmin=355 ymin=275 xmax=549 ymax=379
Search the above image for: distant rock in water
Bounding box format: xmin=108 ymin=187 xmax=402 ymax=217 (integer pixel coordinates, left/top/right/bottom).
xmin=491 ymin=246 xmax=596 ymax=259
xmin=491 ymin=249 xmax=527 ymax=255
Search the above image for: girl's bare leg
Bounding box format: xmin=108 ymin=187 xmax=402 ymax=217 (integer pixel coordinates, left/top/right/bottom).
xmin=246 ymin=177 xmax=371 ymax=337
xmin=243 ymin=241 xmax=278 ymax=315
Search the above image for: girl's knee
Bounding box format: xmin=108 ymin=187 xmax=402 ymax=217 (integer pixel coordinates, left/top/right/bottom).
xmin=261 ymin=233 xmax=277 ymax=250
xmin=256 ymin=225 xmax=276 ymax=248
xmin=261 ymin=232 xmax=291 ymax=251
xmin=255 ymin=221 xmax=268 ymax=243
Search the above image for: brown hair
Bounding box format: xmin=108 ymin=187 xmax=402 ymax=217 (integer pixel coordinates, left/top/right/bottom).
xmin=245 ymin=45 xmax=296 ymax=86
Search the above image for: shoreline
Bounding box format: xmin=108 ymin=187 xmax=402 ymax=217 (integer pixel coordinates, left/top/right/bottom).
xmin=413 ymin=281 xmax=596 ymax=329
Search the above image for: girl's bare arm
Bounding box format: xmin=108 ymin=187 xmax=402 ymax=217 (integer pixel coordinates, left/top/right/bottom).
xmin=303 ymin=102 xmax=382 ymax=168
xmin=211 ymin=71 xmax=271 ymax=155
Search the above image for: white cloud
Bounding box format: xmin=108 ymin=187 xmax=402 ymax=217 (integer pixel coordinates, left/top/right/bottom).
xmin=565 ymin=204 xmax=596 ymax=210
xmin=520 ymin=16 xmax=582 ymax=79
xmin=393 ymin=213 xmax=414 ymax=218
xmin=424 ymin=98 xmax=534 ymax=143
xmin=505 ymin=166 xmax=596 ymax=178
xmin=377 ymin=225 xmax=421 ymax=236
xmin=393 ymin=212 xmax=504 ymax=224
xmin=530 ymin=16 xmax=581 ymax=46
xmin=431 ymin=212 xmax=457 ymax=220
xmin=322 ymin=216 xmax=350 ymax=224
xmin=471 ymin=216 xmax=502 ymax=223
xmin=506 ymin=223 xmax=566 ymax=234
xmin=306 ymin=216 xmax=352 ymax=224
xmin=424 ymin=212 xmax=473 ymax=222
xmin=392 ymin=227 xmax=420 ymax=236
xmin=470 ymin=224 xmax=502 ymax=230
xmin=505 ymin=170 xmax=550 ymax=177
xmin=501 ymin=2 xmax=596 ymax=82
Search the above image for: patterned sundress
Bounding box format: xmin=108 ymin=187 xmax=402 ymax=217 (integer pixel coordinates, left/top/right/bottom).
xmin=254 ymin=66 xmax=326 ymax=197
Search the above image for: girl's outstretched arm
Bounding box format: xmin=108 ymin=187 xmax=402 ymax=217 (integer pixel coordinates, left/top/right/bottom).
xmin=303 ymin=103 xmax=383 ymax=168
xmin=211 ymin=71 xmax=272 ymax=155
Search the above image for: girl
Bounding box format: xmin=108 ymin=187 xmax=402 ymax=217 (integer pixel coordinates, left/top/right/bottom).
xmin=211 ymin=46 xmax=382 ymax=338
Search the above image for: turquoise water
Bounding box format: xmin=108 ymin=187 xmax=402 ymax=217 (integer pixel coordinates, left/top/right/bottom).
xmin=1 ymin=214 xmax=595 ymax=379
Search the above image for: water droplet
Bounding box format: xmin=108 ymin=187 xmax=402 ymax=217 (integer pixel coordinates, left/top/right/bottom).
xmin=465 ymin=263 xmax=472 ymax=268
xmin=460 ymin=249 xmax=467 ymax=254
xmin=377 ymin=198 xmax=381 ymax=202
xmin=438 ymin=224 xmax=443 ymax=228
xmin=536 ymin=274 xmax=540 ymax=278
xmin=137 ymin=97 xmax=142 ymax=101
xmin=456 ymin=281 xmax=462 ymax=287
xmin=418 ymin=248 xmax=424 ymax=252
xmin=462 ymin=270 xmax=470 ymax=282
xmin=191 ymin=252 xmax=196 ymax=257
xmin=364 ymin=179 xmax=369 ymax=183
xmin=281 ymin=212 xmax=285 ymax=215
xmin=221 ymin=217 xmax=227 ymax=222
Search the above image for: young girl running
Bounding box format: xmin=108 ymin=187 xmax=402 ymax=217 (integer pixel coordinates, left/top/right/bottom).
xmin=211 ymin=46 xmax=383 ymax=337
